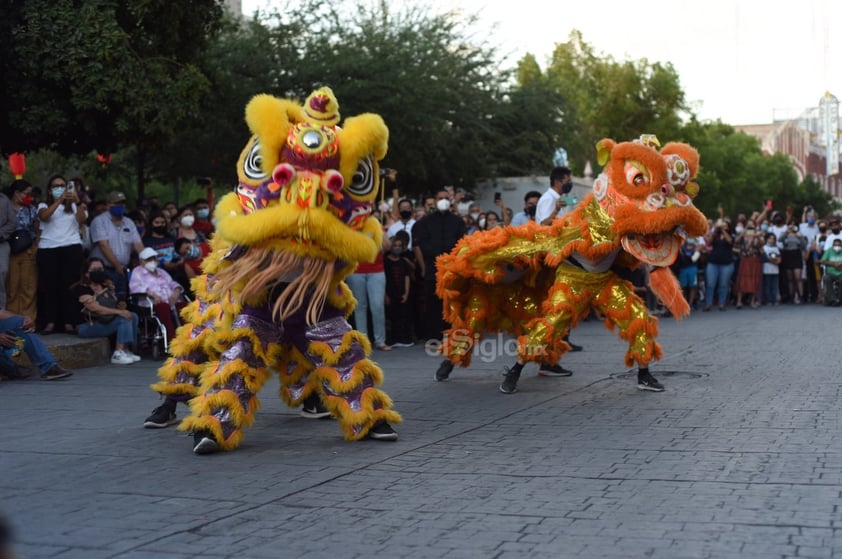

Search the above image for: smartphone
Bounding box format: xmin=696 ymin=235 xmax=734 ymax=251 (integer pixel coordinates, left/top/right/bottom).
xmin=494 ymin=192 xmax=502 ymax=201
xmin=765 ymin=199 xmax=773 ymax=209
xmin=67 ymin=180 xmax=75 ymax=192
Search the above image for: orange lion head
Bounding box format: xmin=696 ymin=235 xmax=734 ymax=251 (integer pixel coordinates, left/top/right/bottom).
xmin=592 ymin=134 xmax=708 ymax=267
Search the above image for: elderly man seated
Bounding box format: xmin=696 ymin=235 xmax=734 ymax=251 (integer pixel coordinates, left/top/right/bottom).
xmin=129 ymin=247 xmax=186 ymax=342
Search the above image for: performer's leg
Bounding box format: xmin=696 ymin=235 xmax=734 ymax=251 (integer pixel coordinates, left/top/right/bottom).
xmin=285 ymin=306 xmax=401 ymax=441
xmin=146 ymin=283 xmax=221 ymax=428
xmin=593 ymin=274 xmax=664 ymax=391
xmin=179 ymin=310 xmax=281 ymax=453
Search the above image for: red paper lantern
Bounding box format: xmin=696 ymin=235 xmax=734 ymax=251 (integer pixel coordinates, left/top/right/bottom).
xmin=8 ymin=153 xmax=25 ymax=179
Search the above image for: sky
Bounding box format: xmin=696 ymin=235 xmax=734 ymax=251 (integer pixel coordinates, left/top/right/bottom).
xmin=241 ymin=0 xmax=841 ymax=125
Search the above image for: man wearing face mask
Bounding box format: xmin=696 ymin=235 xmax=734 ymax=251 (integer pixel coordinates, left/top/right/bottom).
xmin=129 ymin=247 xmax=186 ymax=342
xmin=820 ymin=238 xmax=842 ymax=305
xmin=412 ymin=189 xmax=466 ymax=341
xmin=822 ymin=218 xmax=842 ymax=251
xmin=89 ymin=191 xmax=144 ymax=300
xmin=536 ymin=166 xmax=573 ymax=226
xmin=799 ymin=208 xmax=820 ymax=303
xmin=386 ymin=198 xmax=416 ymax=249
xmin=511 ymin=190 xmax=542 ymax=226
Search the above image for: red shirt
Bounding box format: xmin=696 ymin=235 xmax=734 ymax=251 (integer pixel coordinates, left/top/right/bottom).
xmin=355 ymin=250 xmax=384 ymax=274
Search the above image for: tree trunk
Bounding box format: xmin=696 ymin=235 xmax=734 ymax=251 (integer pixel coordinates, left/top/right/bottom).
xmin=136 ymin=145 xmax=146 ymax=202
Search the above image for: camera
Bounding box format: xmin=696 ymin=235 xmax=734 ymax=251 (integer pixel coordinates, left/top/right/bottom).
xmin=494 ymin=192 xmax=502 ymax=201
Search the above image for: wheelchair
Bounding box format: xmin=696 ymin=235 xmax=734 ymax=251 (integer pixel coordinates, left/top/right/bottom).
xmin=129 ymin=294 xmax=183 ymax=360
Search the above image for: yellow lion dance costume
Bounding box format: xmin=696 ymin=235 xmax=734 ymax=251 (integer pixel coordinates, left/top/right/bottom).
xmin=146 ymin=87 xmax=401 ymax=453
xmin=435 ymin=135 xmax=709 ymax=393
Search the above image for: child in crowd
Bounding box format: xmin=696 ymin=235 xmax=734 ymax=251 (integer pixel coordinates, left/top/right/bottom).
xmin=761 ymin=232 xmax=781 ymax=305
xmin=384 ymin=232 xmax=415 ymax=347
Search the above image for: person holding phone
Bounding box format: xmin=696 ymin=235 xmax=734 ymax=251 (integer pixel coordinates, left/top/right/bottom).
xmin=535 ymin=166 xmax=573 ymax=226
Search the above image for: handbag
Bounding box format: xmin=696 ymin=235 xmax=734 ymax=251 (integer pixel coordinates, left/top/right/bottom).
xmin=85 ymin=289 xmax=119 ymax=324
xmin=8 ymin=229 xmax=33 ymax=254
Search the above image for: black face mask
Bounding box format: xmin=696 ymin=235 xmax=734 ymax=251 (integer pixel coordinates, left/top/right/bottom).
xmin=152 ymin=225 xmax=168 ymax=235
xmin=833 ymin=228 xmax=841 ymax=235
xmin=561 ymin=182 xmax=573 ymax=194
xmin=89 ymin=270 xmax=109 ymax=285
xmin=819 ymin=227 xmax=827 ymax=233
xmin=399 ymin=210 xmax=412 ymax=220
xmin=525 ymin=205 xmax=536 ymax=217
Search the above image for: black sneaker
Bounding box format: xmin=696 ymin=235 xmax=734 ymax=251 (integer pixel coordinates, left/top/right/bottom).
xmin=538 ymin=363 xmax=573 ymax=377
xmin=192 ymin=430 xmax=220 ymax=454
xmin=499 ymin=366 xmax=521 ymax=394
xmin=144 ymin=405 xmax=178 ymax=428
xmin=40 ymin=365 xmax=73 ymax=381
xmin=300 ymin=394 xmax=331 ymax=419
xmin=567 ymin=341 xmax=583 ymax=352
xmin=637 ymin=371 xmax=665 ymax=392
xmin=368 ymin=421 xmax=398 ymax=441
xmin=435 ymin=360 xmax=454 ymax=382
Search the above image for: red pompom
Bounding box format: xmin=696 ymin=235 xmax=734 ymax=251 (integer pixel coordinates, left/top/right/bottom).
xmin=8 ymin=153 xmax=25 ymax=178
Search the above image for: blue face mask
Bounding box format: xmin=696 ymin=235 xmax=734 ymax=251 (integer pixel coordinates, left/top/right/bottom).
xmin=109 ymin=205 xmax=125 ymax=218
xmin=760 ymin=224 xmax=769 ymax=232
xmin=196 ymin=208 xmax=210 ymax=219
xmin=808 ymin=218 xmax=816 ymax=225
xmin=51 ymin=187 xmax=65 ymax=200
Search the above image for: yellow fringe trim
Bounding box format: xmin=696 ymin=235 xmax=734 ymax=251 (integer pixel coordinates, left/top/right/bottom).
xmin=307 ymin=330 xmax=372 ymax=367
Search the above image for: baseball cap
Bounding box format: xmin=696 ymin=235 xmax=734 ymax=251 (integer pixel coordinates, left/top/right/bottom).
xmin=138 ymin=247 xmax=158 ymax=261
xmin=107 ymin=191 xmax=126 ymax=204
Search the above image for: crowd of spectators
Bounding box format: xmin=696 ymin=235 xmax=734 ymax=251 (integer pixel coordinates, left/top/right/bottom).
xmin=0 ymin=174 xmax=211 ymax=375
xmin=3 ymin=168 xmax=840 ymax=378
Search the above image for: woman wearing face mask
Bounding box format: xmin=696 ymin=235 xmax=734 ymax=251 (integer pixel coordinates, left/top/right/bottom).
xmin=129 ymin=247 xmax=186 ymax=342
xmin=733 ymin=221 xmax=763 ymax=308
xmin=5 ymin=180 xmax=39 ymax=319
xmin=71 ymin=257 xmax=140 ymax=364
xmin=37 ymin=175 xmax=86 ymax=334
xmin=171 ymin=206 xmax=209 ymax=280
xmin=780 ymin=220 xmax=806 ymax=304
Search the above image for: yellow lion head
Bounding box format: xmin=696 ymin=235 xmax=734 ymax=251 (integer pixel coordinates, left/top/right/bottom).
xmin=216 ymin=87 xmax=388 ymax=265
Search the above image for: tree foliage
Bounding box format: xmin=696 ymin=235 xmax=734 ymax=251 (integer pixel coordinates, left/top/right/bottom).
xmin=0 ymin=0 xmax=223 ymax=194
xmin=540 ymin=30 xmax=688 ymax=174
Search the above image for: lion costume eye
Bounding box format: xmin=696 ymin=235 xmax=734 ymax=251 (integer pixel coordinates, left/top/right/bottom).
xmin=624 ymin=162 xmax=649 ymax=187
xmin=244 ymin=138 xmax=267 ymax=182
xmin=347 ymin=156 xmax=375 ymax=197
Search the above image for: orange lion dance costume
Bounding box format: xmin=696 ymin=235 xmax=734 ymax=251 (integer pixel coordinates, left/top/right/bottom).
xmin=435 ymin=135 xmax=708 ymax=393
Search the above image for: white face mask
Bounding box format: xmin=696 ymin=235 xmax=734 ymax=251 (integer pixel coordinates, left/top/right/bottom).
xmin=834 ymin=246 xmax=842 ymax=253
xmin=436 ymin=199 xmax=451 ymax=212
xmin=180 ymin=215 xmax=195 ymax=227
xmin=143 ymin=261 xmax=158 ymax=272
xmin=469 ymin=211 xmax=480 ymax=220
xmin=478 ymin=218 xmax=486 ymax=229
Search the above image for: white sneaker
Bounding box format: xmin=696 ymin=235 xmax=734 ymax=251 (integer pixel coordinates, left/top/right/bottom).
xmin=111 ymin=350 xmax=135 ymax=365
xmin=126 ymin=351 xmax=142 ymax=363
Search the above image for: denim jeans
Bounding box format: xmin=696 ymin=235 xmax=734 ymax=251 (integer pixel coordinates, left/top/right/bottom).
xmin=0 ymin=315 xmax=57 ymax=375
xmin=704 ymin=262 xmax=735 ymax=307
xmin=762 ymin=274 xmax=779 ymax=305
xmin=77 ymin=312 xmax=139 ymax=347
xmin=346 ymin=272 xmax=387 ymax=346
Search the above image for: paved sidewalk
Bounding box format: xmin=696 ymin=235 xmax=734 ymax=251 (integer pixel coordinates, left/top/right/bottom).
xmin=2 ymin=304 xmax=842 ymax=558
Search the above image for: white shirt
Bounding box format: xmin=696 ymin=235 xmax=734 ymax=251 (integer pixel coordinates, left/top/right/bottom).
xmin=386 ymin=218 xmax=416 ymax=248
xmin=37 ymin=202 xmax=82 ymax=249
xmin=535 ymin=188 xmax=562 ymax=225
xmin=823 ymin=231 xmax=842 ymax=252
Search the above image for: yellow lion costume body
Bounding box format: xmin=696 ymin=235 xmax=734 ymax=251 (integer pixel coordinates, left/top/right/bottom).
xmin=435 ymin=135 xmax=708 ymax=392
xmin=149 ymin=88 xmax=401 ymax=453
